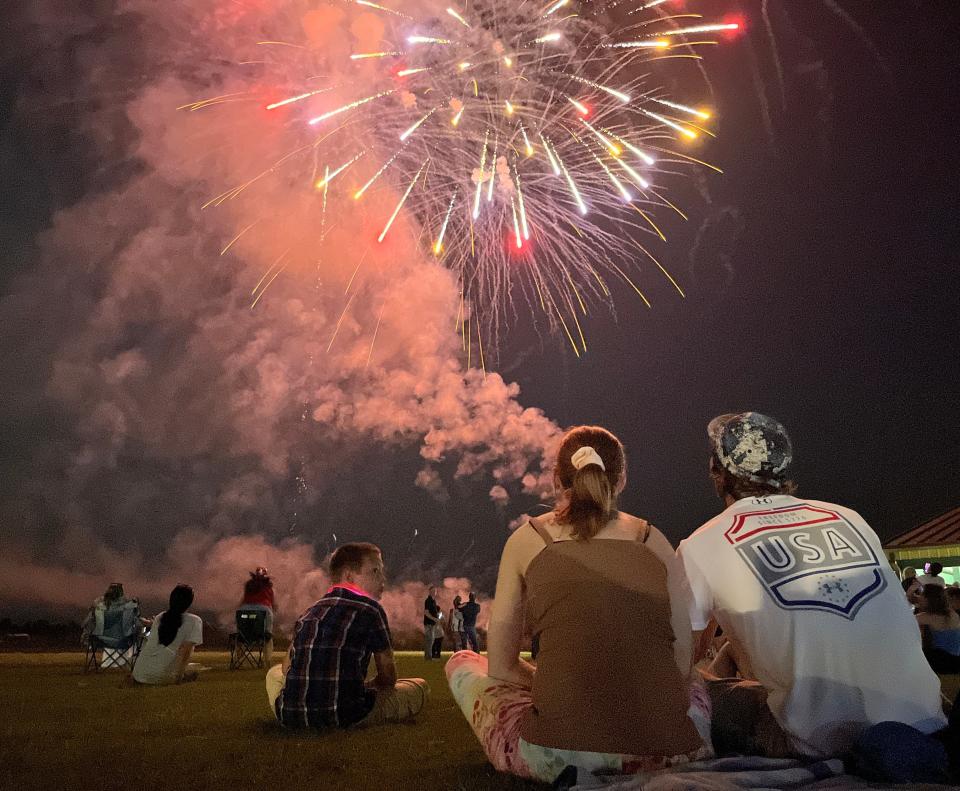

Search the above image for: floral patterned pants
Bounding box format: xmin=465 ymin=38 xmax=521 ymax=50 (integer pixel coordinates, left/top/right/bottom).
xmin=445 ymin=651 xmax=712 ymax=783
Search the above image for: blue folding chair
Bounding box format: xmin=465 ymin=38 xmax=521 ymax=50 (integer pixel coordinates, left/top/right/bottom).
xmin=84 ymin=602 xmax=142 ymax=672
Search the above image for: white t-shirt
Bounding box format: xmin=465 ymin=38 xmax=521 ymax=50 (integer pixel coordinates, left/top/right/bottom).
xmin=678 ymin=495 xmax=945 ymax=756
xmin=917 ymin=573 xmax=947 ymax=588
xmin=132 ymin=612 xmax=203 ymax=685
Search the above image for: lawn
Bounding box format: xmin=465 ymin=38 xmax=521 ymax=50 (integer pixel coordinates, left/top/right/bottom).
xmin=2 ymin=651 xmax=543 ymax=791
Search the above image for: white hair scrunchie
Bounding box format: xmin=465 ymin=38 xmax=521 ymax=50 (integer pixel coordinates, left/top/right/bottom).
xmin=571 ymin=446 xmax=605 ymax=471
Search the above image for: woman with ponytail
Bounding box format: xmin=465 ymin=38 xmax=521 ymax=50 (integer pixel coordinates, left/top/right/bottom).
xmin=132 ymin=584 xmax=204 ymax=685
xmin=446 ymin=426 xmax=710 ymax=783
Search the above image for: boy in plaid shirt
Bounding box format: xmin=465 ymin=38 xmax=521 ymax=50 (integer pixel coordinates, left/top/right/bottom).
xmin=266 ymin=542 xmax=429 ymax=728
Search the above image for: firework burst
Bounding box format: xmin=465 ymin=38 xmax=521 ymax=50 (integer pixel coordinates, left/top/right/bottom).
xmin=194 ymin=0 xmax=739 ymax=355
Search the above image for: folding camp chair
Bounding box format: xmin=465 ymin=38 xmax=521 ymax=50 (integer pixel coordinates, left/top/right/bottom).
xmin=84 ymin=602 xmax=142 ymax=672
xmin=229 ymin=609 xmax=271 ymax=669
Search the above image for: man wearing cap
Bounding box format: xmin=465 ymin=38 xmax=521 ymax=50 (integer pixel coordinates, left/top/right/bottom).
xmin=677 ymin=412 xmax=945 ymax=758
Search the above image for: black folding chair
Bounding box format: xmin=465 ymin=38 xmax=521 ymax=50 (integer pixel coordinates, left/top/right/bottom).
xmin=229 ymin=610 xmax=271 ymax=669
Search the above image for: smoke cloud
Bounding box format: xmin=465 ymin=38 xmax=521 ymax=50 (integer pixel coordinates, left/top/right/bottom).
xmin=0 ymin=536 xmax=487 ymax=637
xmin=1 ymin=0 xmax=562 ymax=619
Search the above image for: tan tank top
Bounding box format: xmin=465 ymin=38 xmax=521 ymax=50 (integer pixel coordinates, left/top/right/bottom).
xmin=520 ymin=518 xmax=702 ymax=756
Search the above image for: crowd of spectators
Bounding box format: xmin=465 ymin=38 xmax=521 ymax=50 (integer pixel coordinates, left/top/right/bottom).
xmin=85 ymin=411 xmax=960 ymax=786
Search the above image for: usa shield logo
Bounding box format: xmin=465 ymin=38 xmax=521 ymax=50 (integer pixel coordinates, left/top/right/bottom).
xmin=724 ymin=502 xmax=887 ymax=619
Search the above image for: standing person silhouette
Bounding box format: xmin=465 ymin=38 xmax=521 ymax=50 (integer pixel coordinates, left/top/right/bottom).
xmin=423 ymin=586 xmax=441 ymax=660
xmin=449 ymin=596 xmax=466 ymax=651
xmin=460 ymin=592 xmax=481 ymax=652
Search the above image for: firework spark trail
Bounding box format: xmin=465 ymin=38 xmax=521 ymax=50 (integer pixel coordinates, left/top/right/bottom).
xmin=473 ymin=129 xmax=489 ymax=219
xmin=195 ymin=0 xmax=737 ymax=345
xmin=655 ymin=23 xmax=741 ymax=37
xmin=308 ymin=90 xmax=395 ymax=124
xmin=354 ymin=0 xmax=412 ymax=20
xmin=354 ymin=146 xmax=404 ymax=199
xmin=485 ymin=137 xmax=498 ymax=203
xmin=511 ymin=196 xmax=522 ymax=248
xmin=400 ymin=106 xmax=440 ymax=141
xmin=316 ymin=151 xmax=365 ymax=188
xmin=516 ymin=171 xmax=530 ymax=240
xmin=435 ymin=189 xmax=458 ymax=254
xmin=265 ymin=89 xmax=330 ymax=110
xmin=378 ymin=159 xmax=428 ymax=243
xmin=250 ymin=249 xmax=290 ymax=309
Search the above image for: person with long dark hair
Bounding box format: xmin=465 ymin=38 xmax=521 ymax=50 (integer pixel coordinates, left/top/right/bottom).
xmin=132 ymin=584 xmax=204 ymax=685
xmin=446 ymin=425 xmax=709 ymax=783
xmin=239 ymin=567 xmax=275 ymax=662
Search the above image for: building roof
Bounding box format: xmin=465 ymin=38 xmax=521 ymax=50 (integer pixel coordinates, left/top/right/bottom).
xmin=886 ymin=505 xmax=960 ymax=549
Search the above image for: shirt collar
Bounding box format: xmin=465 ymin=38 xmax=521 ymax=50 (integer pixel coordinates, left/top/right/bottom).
xmin=728 ymin=493 xmax=797 ymax=512
xmin=327 ymin=582 xmax=374 ymax=599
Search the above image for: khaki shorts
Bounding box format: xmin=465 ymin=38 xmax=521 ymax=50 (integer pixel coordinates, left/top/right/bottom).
xmin=265 ymin=664 xmax=429 ymax=726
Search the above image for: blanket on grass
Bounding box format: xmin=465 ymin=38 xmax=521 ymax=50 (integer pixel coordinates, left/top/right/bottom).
xmin=565 ymin=756 xmax=959 ymax=791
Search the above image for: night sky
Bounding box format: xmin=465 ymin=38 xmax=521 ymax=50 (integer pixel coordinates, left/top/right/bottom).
xmin=1 ymin=1 xmax=958 ymax=616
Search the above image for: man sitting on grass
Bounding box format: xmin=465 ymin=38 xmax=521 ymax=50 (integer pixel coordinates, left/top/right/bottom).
xmin=678 ymin=412 xmax=945 ymax=758
xmin=266 ymin=542 xmax=429 ymax=728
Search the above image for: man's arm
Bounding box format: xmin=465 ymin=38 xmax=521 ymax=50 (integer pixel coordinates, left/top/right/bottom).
xmin=370 ymin=648 xmax=398 ymax=689
xmin=676 ymin=542 xmax=715 ymax=665
xmin=692 ymin=620 xmax=717 ymax=665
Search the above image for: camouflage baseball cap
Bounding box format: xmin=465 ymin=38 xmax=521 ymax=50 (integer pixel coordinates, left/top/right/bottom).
xmin=707 ymin=412 xmax=793 ymax=487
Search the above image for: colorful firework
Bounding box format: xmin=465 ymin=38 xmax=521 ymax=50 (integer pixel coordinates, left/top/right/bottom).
xmin=194 ymin=0 xmax=740 ymax=354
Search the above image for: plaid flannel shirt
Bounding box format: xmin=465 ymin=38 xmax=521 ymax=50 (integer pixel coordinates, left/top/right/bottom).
xmin=276 ymin=587 xmax=392 ymax=728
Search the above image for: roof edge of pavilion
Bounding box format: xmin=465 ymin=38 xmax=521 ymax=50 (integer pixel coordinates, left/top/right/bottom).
xmin=884 ymin=504 xmax=960 ymax=550
xmin=888 ymin=543 xmax=960 ymax=554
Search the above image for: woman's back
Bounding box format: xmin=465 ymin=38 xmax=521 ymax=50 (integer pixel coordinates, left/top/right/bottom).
xmin=132 ymin=610 xmax=203 ymax=684
xmin=520 ymin=517 xmax=701 ymax=756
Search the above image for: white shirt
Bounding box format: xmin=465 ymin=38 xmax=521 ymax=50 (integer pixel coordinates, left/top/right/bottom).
xmin=450 ymin=608 xmax=465 ymax=631
xmin=132 ymin=612 xmax=203 ymax=684
xmin=678 ymin=495 xmax=945 ymax=756
xmin=917 ymin=573 xmax=947 ymax=588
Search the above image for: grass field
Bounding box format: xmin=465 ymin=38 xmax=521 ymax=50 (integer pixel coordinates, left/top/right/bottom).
xmin=3 ymin=651 xmax=543 ymax=791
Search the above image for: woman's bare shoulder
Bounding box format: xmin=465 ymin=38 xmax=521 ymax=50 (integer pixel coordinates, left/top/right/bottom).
xmin=503 ymin=516 xmax=549 ymax=551
xmin=502 ymin=515 xmax=557 ymax=573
